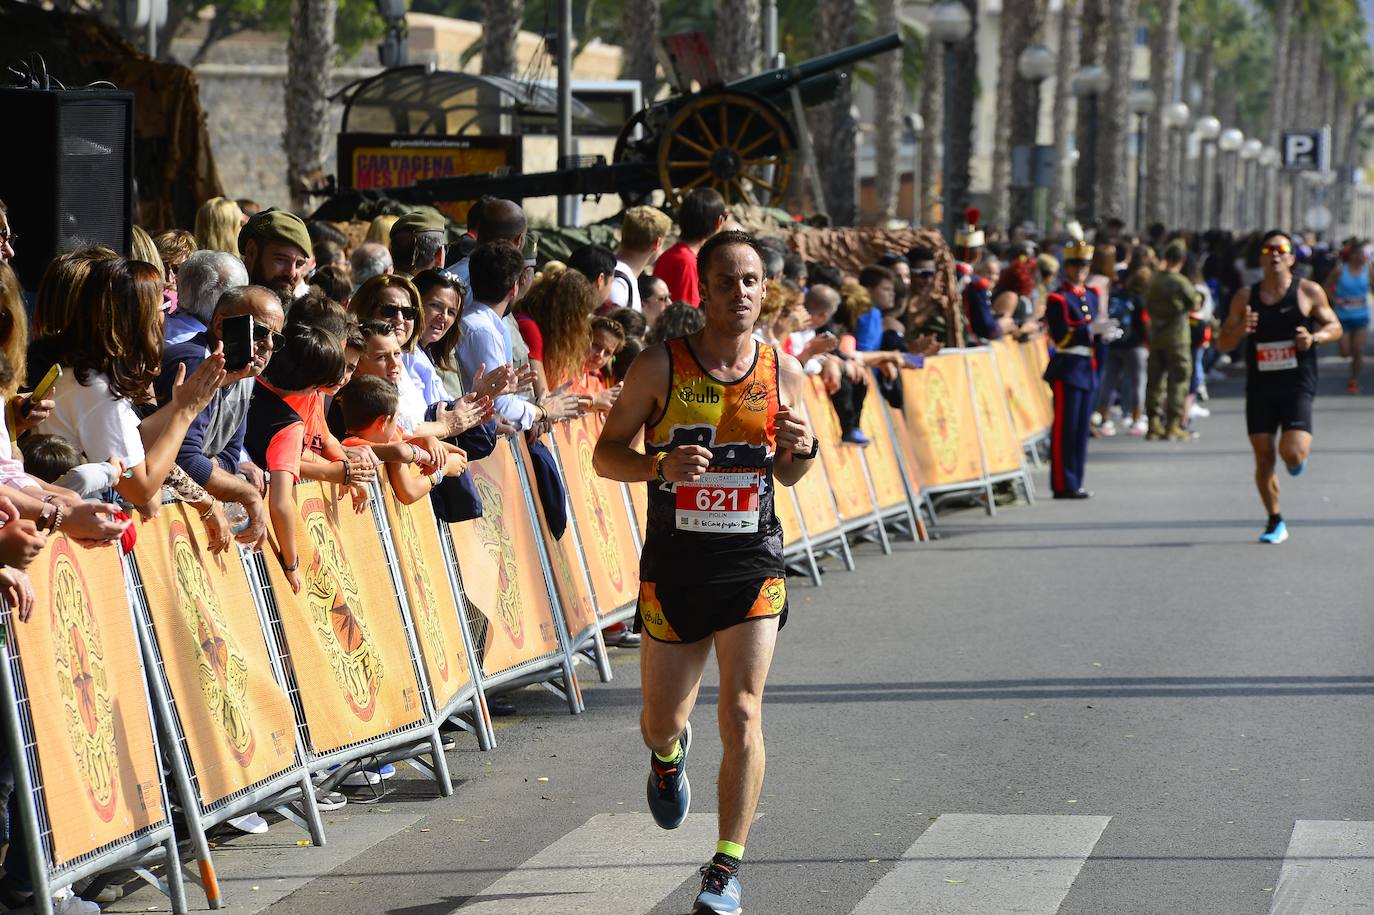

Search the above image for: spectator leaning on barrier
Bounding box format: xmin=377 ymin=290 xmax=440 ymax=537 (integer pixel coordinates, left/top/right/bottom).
xmin=154 ymin=285 xmax=284 ymax=549
xmin=350 ymin=242 xmax=393 ymax=291
xmin=168 ymin=249 xmax=250 ymax=345
xmin=239 ymin=208 xmax=313 ymax=302
xmin=573 ymin=315 xmax=625 ymax=413
xmin=457 ymin=243 xmax=542 ymax=431
xmin=611 ymin=205 xmax=672 ymax=311
xmin=653 ymin=187 xmax=727 ymax=307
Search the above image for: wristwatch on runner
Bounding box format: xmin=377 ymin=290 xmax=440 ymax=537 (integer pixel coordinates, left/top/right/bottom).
xmin=793 ymin=435 xmax=819 ymax=461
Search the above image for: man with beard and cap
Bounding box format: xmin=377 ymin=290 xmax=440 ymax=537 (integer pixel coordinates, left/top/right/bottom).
xmin=239 ymin=208 xmax=313 ymax=303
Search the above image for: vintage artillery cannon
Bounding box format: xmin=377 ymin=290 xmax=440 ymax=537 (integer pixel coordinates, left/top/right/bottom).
xmin=314 ymin=32 xmax=900 ymax=218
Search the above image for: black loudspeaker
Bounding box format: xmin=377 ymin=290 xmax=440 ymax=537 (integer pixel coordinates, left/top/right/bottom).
xmin=0 ymin=88 xmax=134 ymax=291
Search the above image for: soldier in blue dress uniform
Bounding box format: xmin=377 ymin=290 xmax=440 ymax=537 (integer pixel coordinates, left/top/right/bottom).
xmin=1043 ymin=238 xmax=1113 ymax=499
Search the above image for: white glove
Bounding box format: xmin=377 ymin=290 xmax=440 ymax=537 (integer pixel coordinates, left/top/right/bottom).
xmin=1091 ymin=317 xmax=1123 ymax=342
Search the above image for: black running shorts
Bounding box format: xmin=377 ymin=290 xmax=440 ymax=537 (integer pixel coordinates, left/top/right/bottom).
xmin=634 ymin=577 xmax=787 ymax=644
xmin=1246 ymin=391 xmax=1314 ymax=436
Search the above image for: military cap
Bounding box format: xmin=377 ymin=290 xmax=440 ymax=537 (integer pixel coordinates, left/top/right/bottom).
xmin=392 ymin=209 xmax=448 ymax=236
xmin=238 ymin=208 xmax=312 ymax=258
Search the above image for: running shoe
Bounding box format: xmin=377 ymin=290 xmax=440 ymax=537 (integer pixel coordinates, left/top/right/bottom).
xmin=1098 ymin=420 xmax=1117 ymax=437
xmin=1259 ymin=520 xmax=1288 ymax=544
xmin=693 ymin=863 xmax=743 ymax=915
xmin=1348 ymin=379 xmax=1361 ymax=395
xmin=1189 ymin=404 xmax=1211 ymax=419
xmin=1286 ymin=460 xmax=1306 ymax=477
xmin=1129 ymin=418 xmax=1148 ymax=437
xmin=647 ymin=721 xmax=691 ymax=829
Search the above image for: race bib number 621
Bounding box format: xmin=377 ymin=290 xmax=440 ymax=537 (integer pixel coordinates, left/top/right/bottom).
xmin=675 ymin=471 xmax=761 ymax=532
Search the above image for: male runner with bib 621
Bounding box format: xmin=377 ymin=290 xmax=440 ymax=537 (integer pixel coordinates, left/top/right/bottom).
xmin=1216 ymin=229 xmax=1341 ymax=544
xmin=594 ymin=229 xmax=818 ymax=915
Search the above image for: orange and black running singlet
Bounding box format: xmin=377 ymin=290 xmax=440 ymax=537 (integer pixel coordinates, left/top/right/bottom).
xmin=641 ymin=336 xmax=783 ymax=587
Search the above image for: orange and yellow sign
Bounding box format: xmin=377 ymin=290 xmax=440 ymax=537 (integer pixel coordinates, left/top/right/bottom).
xmin=135 ymin=506 xmax=299 ymax=808
xmin=519 ymin=435 xmax=598 ymax=640
xmin=858 ymin=389 xmax=909 ymax=512
xmin=803 ymin=376 xmax=875 ymax=523
xmin=899 ymin=354 xmax=983 ymax=488
xmin=966 ymin=349 xmax=1024 ymax=476
xmin=380 ymin=475 xmax=473 ymax=711
xmin=342 ymin=134 xmax=521 ymax=225
xmin=16 ymin=536 xmax=166 ymax=865
xmin=553 ymin=416 xmax=640 ymax=620
xmin=451 ymin=441 xmax=562 ymax=675
xmin=264 ymin=483 xmax=423 ymax=754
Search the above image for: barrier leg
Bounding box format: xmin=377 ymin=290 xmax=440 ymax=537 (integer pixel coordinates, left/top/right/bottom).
xmin=587 ymin=627 xmax=613 ymax=683
xmin=428 ymin=731 xmax=454 ymax=797
xmin=164 ymin=837 xmax=189 ymax=914
xmin=471 ymin=692 xmax=495 ymax=750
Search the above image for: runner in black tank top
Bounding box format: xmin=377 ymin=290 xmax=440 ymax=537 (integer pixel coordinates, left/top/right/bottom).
xmin=1217 ymin=230 xmax=1342 ymax=544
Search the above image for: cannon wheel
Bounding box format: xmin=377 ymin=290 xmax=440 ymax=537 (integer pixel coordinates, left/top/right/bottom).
xmin=657 ymin=91 xmax=795 ymax=209
xmin=611 ymin=107 xmax=659 ymax=209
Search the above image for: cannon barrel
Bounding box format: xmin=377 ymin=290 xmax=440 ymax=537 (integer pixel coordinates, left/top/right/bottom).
xmin=724 ymin=32 xmax=902 ymax=100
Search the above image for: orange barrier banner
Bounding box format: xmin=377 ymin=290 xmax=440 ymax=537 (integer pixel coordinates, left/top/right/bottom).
xmin=773 ymin=471 xmax=805 ymax=549
xmin=802 ymin=376 xmax=875 ymax=523
xmin=518 ymin=435 xmax=598 ymax=638
xmin=553 ymin=416 xmax=640 ymax=619
xmin=378 ymin=475 xmax=474 ymax=711
xmin=990 ymin=339 xmax=1043 ymax=443
xmin=966 ymin=348 xmax=1024 ymax=476
xmin=451 ymin=440 xmax=563 ymax=676
xmin=1022 ymin=337 xmax=1054 ymax=430
xmin=884 ymin=402 xmax=927 ymax=494
xmin=134 ymin=506 xmax=298 ymax=808
xmin=857 ymin=383 xmax=910 ymax=512
xmin=14 ymin=536 xmax=166 ymax=866
xmin=787 ymin=415 xmax=845 ymax=542
xmin=263 ymin=482 xmax=423 ymax=754
xmin=899 ymin=354 xmax=984 ymax=488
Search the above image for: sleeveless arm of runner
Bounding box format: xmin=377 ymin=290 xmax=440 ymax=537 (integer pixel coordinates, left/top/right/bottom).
xmin=594 ymin=343 xmax=672 ymax=482
xmin=773 ymin=353 xmax=816 ymax=487
xmin=1215 ymin=287 xmax=1255 ymax=352
xmin=1298 ymin=279 xmax=1343 ymax=350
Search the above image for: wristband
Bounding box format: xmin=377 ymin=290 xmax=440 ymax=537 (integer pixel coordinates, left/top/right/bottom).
xmin=430 ymin=468 xmax=444 ymax=488
xmin=197 ymin=500 xmax=217 ymax=520
xmin=50 ymin=503 xmax=64 ymax=534
xmin=282 ymin=558 xmax=299 ymax=573
xmin=35 ymin=503 xmax=56 ymax=533
xmin=653 ymin=451 xmax=668 ymax=483
xmin=340 ymin=459 xmax=352 ymax=486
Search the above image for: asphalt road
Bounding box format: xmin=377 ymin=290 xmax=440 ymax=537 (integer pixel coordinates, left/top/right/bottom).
xmin=111 ymin=349 xmax=1374 ymax=915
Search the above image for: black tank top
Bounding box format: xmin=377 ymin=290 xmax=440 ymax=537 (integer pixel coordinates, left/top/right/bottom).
xmin=1245 ymin=278 xmax=1317 ymax=396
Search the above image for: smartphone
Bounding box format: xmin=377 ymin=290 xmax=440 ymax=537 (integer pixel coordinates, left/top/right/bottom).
xmin=25 ymin=364 xmax=61 ymax=413
xmin=221 ymin=314 xmax=255 ymax=373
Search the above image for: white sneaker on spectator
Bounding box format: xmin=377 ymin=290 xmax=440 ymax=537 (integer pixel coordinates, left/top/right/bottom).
xmin=1090 ymin=411 xmax=1104 ymax=427
xmin=1189 ymin=404 xmax=1211 ymax=419
xmin=228 ymin=813 xmax=269 ymax=834
xmin=51 ymin=886 xmax=100 ymax=914
xmin=1099 ymin=420 xmax=1117 ymax=437
xmin=1129 ymin=418 xmax=1148 ymax=437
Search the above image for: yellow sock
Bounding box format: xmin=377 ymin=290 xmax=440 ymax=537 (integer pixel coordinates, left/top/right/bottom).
xmin=715 ymin=840 xmax=745 ymax=862
xmin=653 ymin=738 xmax=681 ymax=764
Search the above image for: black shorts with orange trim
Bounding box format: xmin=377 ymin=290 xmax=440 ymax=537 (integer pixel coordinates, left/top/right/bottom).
xmin=634 ymin=577 xmax=788 ymax=644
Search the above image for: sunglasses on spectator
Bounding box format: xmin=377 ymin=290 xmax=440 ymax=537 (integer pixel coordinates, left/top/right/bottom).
xmin=378 ymin=304 xmax=419 ymax=321
xmin=1261 ymin=243 xmax=1292 ymax=256
xmin=253 ymin=325 xmax=286 ymax=351
xmin=913 ymin=268 xmax=935 ymax=277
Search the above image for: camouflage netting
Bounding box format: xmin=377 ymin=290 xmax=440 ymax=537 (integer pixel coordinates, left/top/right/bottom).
xmin=0 ymin=0 xmax=223 ymax=232
xmin=785 ymin=226 xmax=962 ymax=346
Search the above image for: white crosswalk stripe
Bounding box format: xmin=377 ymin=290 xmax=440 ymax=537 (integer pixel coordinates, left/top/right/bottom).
xmin=1269 ymin=820 xmax=1374 ymax=914
xmin=849 ymin=813 xmax=1112 ymax=915
xmin=451 ymin=812 xmax=717 ymax=913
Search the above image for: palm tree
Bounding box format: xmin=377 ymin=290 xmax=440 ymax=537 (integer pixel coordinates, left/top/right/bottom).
xmin=1096 ymin=0 xmax=1137 ymax=222
xmin=481 ymin=0 xmax=524 ymax=79
xmin=284 ymin=0 xmax=337 ymax=214
xmin=872 ymin=0 xmax=904 ymax=222
xmin=1049 ymin=0 xmax=1078 ymax=230
xmin=1264 ymin=0 xmax=1293 ymax=145
xmin=809 ymin=0 xmax=858 ymax=224
xmin=944 ymin=0 xmax=979 ymax=235
xmin=919 ymin=36 xmax=944 ymax=226
xmin=623 ymin=0 xmax=662 ymax=102
xmin=1144 ymin=0 xmax=1180 ymax=228
xmin=1074 ymin=0 xmax=1104 ymax=220
xmin=1003 ymin=0 xmax=1049 ymax=232
xmin=715 ymin=0 xmax=761 ymax=82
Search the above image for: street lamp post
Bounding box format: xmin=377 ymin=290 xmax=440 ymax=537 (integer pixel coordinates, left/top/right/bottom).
xmin=1193 ymin=115 xmax=1221 ymax=230
xmin=1071 ymin=64 xmax=1110 ymax=221
xmin=1240 ymin=138 xmax=1262 ymax=230
xmin=929 ymin=1 xmax=973 ymax=241
xmin=1015 ymin=44 xmax=1055 ymax=234
xmin=1162 ymin=102 xmax=1190 ymax=228
xmin=1259 ymin=146 xmax=1280 ymax=227
xmin=1217 ymin=128 xmax=1244 ymax=231
xmin=904 ymin=113 xmax=924 ymax=225
xmin=1128 ymin=88 xmax=1156 ymax=232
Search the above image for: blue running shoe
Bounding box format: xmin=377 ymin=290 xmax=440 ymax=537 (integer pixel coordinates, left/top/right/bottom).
xmin=1286 ymin=460 xmax=1305 ymax=477
xmin=647 ymin=720 xmax=691 ymax=829
xmin=693 ymin=862 xmax=742 ymax=915
xmin=1259 ymin=520 xmax=1288 ymax=544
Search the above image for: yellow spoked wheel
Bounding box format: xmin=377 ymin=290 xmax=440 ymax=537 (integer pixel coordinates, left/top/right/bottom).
xmin=657 ymin=91 xmax=795 ymax=209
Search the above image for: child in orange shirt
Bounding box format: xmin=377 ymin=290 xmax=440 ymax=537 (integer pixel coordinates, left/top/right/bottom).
xmin=572 ymin=316 xmax=626 ymax=412
xmin=336 ymin=375 xmax=469 ymax=505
